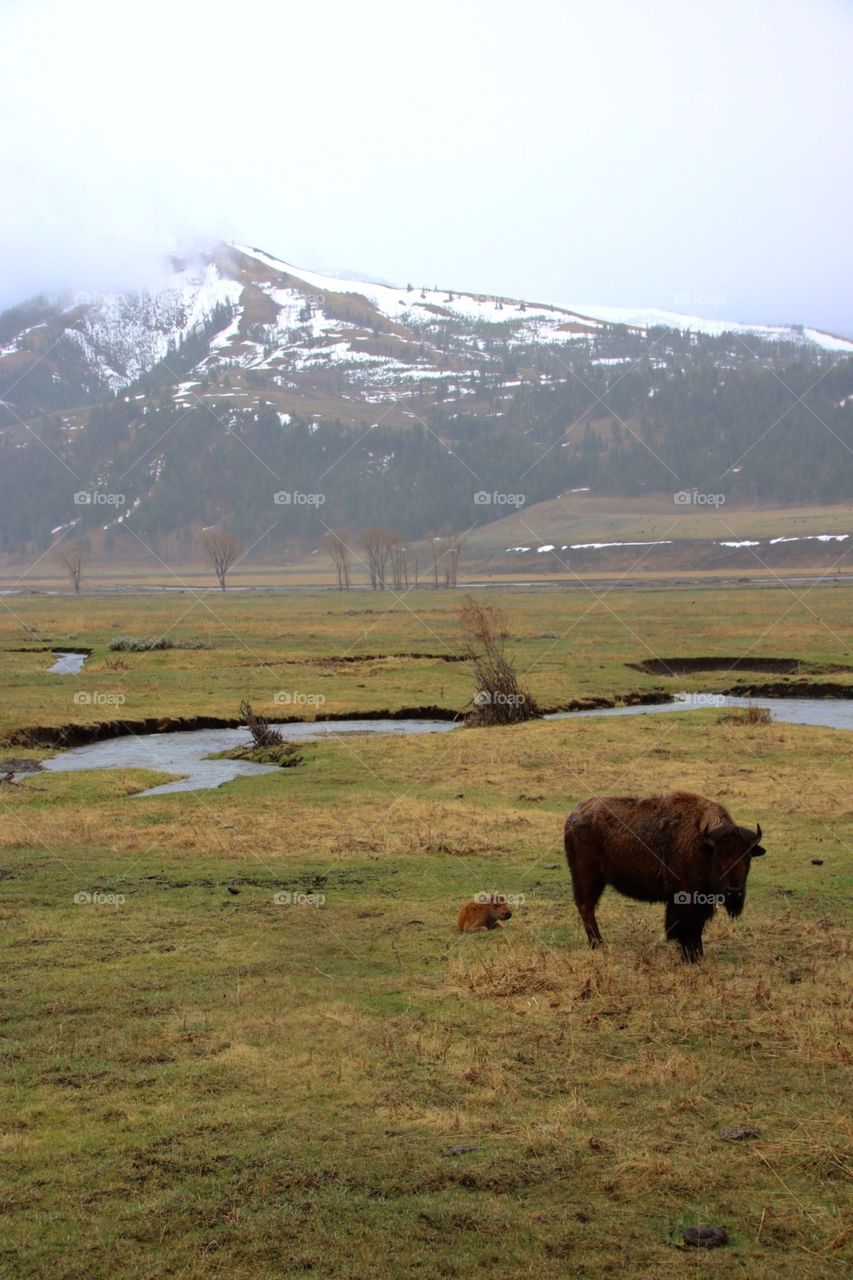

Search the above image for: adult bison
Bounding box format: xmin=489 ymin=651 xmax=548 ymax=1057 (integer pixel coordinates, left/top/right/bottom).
xmin=564 ymin=791 xmax=765 ymax=961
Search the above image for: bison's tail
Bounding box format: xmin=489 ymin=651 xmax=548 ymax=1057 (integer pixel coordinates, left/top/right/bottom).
xmin=563 ymin=817 xmax=576 ymax=869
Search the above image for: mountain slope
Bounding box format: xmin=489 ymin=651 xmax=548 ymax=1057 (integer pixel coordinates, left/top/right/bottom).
xmin=0 ymin=243 xmax=851 ymax=558
xmin=2 ymin=242 xmax=851 ymax=425
xmin=235 ymin=245 xmax=853 ymax=354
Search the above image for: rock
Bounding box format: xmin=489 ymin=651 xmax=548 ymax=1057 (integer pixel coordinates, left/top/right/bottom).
xmin=226 ymin=886 xmax=240 ymax=895
xmin=811 ymin=858 xmax=824 ymax=865
xmin=441 ymin=1144 xmax=479 ymax=1157
xmin=719 ymin=1124 xmax=761 ymax=1141
xmin=683 ymin=1225 xmax=728 ymax=1248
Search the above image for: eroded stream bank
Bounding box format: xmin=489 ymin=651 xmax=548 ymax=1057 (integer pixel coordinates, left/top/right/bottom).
xmin=9 ymin=692 xmax=851 ymax=797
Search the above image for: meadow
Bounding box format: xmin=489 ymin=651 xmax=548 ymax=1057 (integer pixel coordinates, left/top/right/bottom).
xmin=1 ymin=584 xmax=851 ymax=742
xmin=1 ymin=585 xmax=851 ymax=1278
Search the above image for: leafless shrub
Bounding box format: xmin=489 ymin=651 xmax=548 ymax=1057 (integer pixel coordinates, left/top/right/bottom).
xmin=240 ymin=700 xmax=284 ymax=747
xmin=718 ymin=703 xmax=772 ymax=726
xmin=459 ymin=596 xmax=540 ymax=726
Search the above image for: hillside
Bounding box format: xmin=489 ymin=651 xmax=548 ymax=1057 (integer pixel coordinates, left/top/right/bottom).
xmin=0 ymin=243 xmax=851 ymax=560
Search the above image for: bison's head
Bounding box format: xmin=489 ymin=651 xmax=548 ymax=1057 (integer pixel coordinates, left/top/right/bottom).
xmin=487 ymin=895 xmax=513 ymax=921
xmin=701 ymin=821 xmax=765 ymax=916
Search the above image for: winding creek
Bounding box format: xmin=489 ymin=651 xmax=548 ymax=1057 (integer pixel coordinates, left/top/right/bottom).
xmin=31 ymin=694 xmax=853 ymax=797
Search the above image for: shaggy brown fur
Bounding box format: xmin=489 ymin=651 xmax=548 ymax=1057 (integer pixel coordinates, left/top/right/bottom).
xmin=457 ymin=896 xmax=513 ymax=933
xmin=564 ymin=791 xmax=765 ymax=961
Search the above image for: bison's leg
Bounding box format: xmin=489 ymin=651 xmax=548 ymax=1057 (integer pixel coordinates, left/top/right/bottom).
xmin=664 ymin=900 xmax=685 ymax=950
xmin=660 ymin=901 xmax=701 ymax=962
xmin=572 ymin=869 xmax=605 ymax=948
xmin=565 ymin=826 xmax=605 ymax=948
xmin=665 ymin=902 xmax=705 ymax=962
xmin=679 ymin=930 xmax=704 ymax=963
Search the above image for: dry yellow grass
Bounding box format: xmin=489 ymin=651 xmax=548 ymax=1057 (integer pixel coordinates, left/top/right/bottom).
xmin=1 ymin=591 xmax=850 ymax=1277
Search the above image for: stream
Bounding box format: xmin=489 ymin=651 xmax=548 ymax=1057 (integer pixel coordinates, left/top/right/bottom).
xmin=31 ymin=693 xmax=853 ymax=796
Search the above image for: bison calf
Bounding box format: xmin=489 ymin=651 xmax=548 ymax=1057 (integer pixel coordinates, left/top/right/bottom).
xmin=457 ymin=896 xmax=513 ymax=933
xmin=564 ymin=791 xmax=765 ymax=961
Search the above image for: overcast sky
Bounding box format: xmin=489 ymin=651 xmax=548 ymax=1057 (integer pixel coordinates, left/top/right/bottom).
xmin=1 ymin=0 xmax=851 ymax=333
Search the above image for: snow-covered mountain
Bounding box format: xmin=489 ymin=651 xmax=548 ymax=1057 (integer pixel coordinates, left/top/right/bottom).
xmin=555 ymin=301 xmax=853 ymax=354
xmin=2 ymin=240 xmax=851 ymax=425
xmin=236 ymin=246 xmax=853 ymax=354
xmin=1 ymin=242 xmax=851 ymax=559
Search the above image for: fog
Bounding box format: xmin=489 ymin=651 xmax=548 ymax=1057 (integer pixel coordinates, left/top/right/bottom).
xmin=1 ymin=0 xmax=851 ymax=333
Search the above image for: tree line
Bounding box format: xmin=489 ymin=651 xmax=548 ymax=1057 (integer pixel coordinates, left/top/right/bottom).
xmin=53 ymin=526 xmax=466 ymax=592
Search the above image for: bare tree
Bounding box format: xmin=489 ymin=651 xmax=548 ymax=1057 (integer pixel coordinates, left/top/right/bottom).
xmin=459 ymin=595 xmax=540 ymax=726
xmin=388 ymin=533 xmax=409 ymax=590
xmin=359 ymin=528 xmax=392 ymax=590
xmin=55 ymin=542 xmax=85 ymax=593
xmin=428 ymin=533 xmax=442 ymax=588
xmin=428 ymin=529 xmax=464 ymax=588
xmin=321 ymin=529 xmax=352 ymax=590
xmin=443 ymin=527 xmax=465 ymax=588
xmin=201 ymin=530 xmax=242 ymax=590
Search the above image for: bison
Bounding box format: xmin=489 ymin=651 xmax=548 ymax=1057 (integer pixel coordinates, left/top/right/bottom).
xmin=457 ymin=895 xmax=513 ymax=933
xmin=564 ymin=791 xmax=765 ymax=961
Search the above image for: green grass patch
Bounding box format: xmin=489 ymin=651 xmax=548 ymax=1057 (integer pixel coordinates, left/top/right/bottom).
xmin=0 ymin=590 xmax=850 ymax=1276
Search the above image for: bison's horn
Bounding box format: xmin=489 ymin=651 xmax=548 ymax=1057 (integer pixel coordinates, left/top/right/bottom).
xmin=755 ymin=822 xmax=762 ymax=841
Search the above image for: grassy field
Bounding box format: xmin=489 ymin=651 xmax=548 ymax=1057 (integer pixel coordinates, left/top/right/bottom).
xmin=1 ymin=585 xmax=851 ymax=742
xmin=1 ymin=587 xmax=851 ymax=1277
xmin=466 ymin=495 xmax=853 ymax=551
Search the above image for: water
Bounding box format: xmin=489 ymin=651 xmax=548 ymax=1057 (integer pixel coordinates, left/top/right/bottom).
xmin=33 ymin=695 xmax=853 ymax=796
xmin=39 ymin=718 xmax=459 ymax=796
xmin=49 ymin=651 xmax=89 ymax=675
xmin=549 ymin=693 xmax=853 ymax=731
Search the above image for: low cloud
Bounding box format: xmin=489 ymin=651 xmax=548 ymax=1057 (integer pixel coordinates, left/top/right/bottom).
xmin=1 ymin=0 xmax=851 ymax=333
